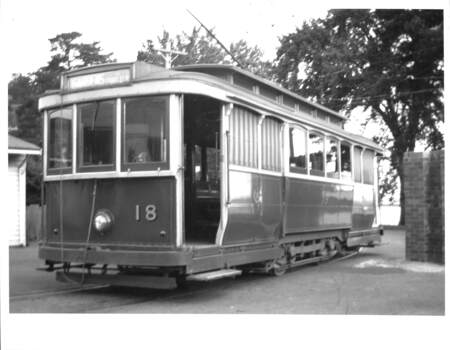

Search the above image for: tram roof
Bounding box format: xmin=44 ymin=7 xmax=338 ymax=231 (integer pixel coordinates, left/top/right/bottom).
xmin=175 ymin=64 xmax=347 ymax=121
xmin=47 ymin=61 xmax=345 ymax=120
xmin=40 ymin=61 xmax=383 ymax=153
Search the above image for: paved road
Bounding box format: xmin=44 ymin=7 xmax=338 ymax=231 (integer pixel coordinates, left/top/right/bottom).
xmin=9 ymin=228 xmax=444 ymax=314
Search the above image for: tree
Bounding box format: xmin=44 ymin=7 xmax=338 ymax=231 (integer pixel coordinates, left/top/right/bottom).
xmin=34 ymin=32 xmax=114 ymax=93
xmin=274 ymin=9 xmax=444 ymax=224
xmin=137 ymin=28 xmax=274 ymax=79
xmin=8 ymin=32 xmax=114 ymax=204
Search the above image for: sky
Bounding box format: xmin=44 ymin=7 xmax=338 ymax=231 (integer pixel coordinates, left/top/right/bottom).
xmin=2 ymin=0 xmax=329 ymax=77
xmin=1 ymin=0 xmax=443 ymax=152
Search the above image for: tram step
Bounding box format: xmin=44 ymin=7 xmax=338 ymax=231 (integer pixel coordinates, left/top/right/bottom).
xmin=186 ymin=269 xmax=242 ymax=281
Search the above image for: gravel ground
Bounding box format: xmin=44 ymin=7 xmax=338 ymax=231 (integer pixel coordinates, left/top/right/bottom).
xmin=9 ymin=228 xmax=444 ymax=315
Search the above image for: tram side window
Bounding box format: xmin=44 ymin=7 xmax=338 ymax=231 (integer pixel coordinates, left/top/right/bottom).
xmin=340 ymin=142 xmax=352 ymax=180
xmin=289 ymin=127 xmax=307 ymax=174
xmin=308 ymin=132 xmax=324 ymax=176
xmin=261 ymin=117 xmax=282 ymax=172
xmin=122 ymin=95 xmax=169 ymax=170
xmin=353 ymin=146 xmax=363 ymax=183
xmin=229 ymin=106 xmax=258 ymax=168
xmin=77 ymin=100 xmax=115 ymax=171
xmin=363 ymin=149 xmax=375 ymax=185
xmin=48 ymin=107 xmax=73 ymax=173
xmin=325 ymin=137 xmax=339 ymax=178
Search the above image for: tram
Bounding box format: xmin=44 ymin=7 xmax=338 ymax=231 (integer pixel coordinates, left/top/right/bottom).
xmin=38 ymin=61 xmax=383 ymax=288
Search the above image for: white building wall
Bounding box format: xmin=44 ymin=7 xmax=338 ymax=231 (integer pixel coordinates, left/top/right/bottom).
xmin=8 ymin=155 xmax=27 ymax=246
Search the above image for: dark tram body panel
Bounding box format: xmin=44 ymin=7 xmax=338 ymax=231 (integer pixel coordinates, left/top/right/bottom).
xmin=223 ymin=171 xmax=282 ymax=245
xmin=284 ymin=178 xmax=353 ymax=234
xmin=37 ymin=62 xmax=384 ymax=287
xmin=351 ymin=184 xmax=377 ymax=229
xmin=45 ymin=178 xmax=176 ymax=247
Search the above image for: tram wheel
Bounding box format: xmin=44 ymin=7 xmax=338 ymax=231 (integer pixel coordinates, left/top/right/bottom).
xmin=335 ymin=240 xmax=344 ymax=257
xmin=271 ymin=265 xmax=287 ymax=277
xmin=271 ymin=257 xmax=288 ymax=277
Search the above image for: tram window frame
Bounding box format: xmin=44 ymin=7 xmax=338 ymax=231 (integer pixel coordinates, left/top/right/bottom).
xmin=353 ymin=146 xmax=363 ymax=183
xmin=76 ymin=99 xmax=116 ymax=173
xmin=363 ymin=149 xmax=375 ymax=185
xmin=308 ymin=131 xmax=325 ymax=177
xmin=325 ymin=136 xmax=340 ymax=179
xmin=288 ymin=126 xmax=307 ymax=174
xmin=121 ymin=95 xmax=170 ymax=172
xmin=340 ymin=142 xmax=352 ymax=180
xmin=47 ymin=106 xmax=73 ymax=175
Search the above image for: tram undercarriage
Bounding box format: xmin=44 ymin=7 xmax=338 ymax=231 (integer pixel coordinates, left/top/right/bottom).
xmin=41 ymin=227 xmax=381 ymax=289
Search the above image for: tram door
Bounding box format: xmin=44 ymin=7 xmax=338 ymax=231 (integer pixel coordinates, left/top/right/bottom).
xmin=183 ymin=95 xmax=222 ymax=245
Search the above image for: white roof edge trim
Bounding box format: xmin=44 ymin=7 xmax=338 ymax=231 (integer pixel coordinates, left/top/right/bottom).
xmin=8 ymin=149 xmax=42 ymax=155
xmin=38 ymin=78 xmax=230 ymax=110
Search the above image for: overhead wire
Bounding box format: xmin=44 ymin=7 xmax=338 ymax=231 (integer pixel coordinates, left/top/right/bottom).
xmin=186 ymin=9 xmax=244 ymax=69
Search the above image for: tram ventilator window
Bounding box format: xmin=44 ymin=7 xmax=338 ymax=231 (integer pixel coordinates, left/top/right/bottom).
xmin=261 ymin=117 xmax=282 ymax=172
xmin=229 ymin=107 xmax=259 ymax=168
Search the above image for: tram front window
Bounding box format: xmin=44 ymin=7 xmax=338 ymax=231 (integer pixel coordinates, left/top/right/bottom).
xmin=122 ymin=95 xmax=169 ymax=170
xmin=48 ymin=107 xmax=73 ymax=173
xmin=77 ymin=100 xmax=115 ymax=171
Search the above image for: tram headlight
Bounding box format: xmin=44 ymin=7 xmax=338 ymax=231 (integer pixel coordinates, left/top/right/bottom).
xmin=94 ymin=209 xmax=114 ymax=233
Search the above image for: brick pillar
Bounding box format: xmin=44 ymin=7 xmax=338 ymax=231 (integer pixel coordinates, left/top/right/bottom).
xmin=404 ymin=150 xmax=444 ymax=264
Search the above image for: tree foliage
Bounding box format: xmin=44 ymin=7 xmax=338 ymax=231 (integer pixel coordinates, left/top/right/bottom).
xmin=8 ymin=32 xmax=114 ymax=204
xmin=34 ymin=32 xmax=114 ymax=93
xmin=274 ymin=9 xmax=443 ymax=223
xmin=137 ymin=28 xmax=273 ymax=79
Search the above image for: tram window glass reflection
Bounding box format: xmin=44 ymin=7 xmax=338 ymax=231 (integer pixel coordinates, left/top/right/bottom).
xmin=363 ymin=149 xmax=375 ymax=184
xmin=123 ymin=95 xmax=169 ymax=169
xmin=354 ymin=146 xmax=363 ymax=183
xmin=308 ymin=132 xmax=324 ymax=176
xmin=289 ymin=127 xmax=307 ymax=174
xmin=77 ymin=100 xmax=115 ymax=170
xmin=340 ymin=142 xmax=352 ymax=180
xmin=326 ymin=137 xmax=339 ymax=178
xmin=48 ymin=107 xmax=73 ymax=172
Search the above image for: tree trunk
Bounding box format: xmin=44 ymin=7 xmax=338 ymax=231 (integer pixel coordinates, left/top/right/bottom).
xmin=398 ymin=158 xmax=405 ymax=226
